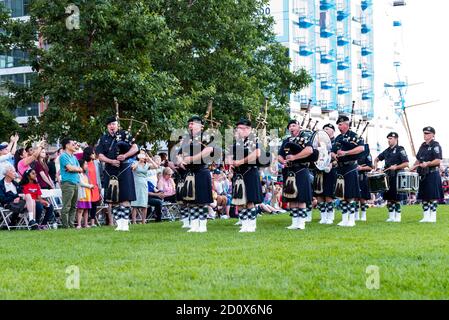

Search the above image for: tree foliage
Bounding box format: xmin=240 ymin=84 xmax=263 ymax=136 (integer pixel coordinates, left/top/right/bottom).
xmin=0 ymin=0 xmax=312 ymax=144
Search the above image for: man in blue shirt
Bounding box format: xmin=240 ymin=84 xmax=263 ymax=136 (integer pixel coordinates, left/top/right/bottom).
xmin=59 ymin=137 xmax=83 ymax=228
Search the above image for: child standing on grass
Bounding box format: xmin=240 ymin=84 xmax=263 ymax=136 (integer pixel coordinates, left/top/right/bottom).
xmin=76 ymin=159 xmax=94 ymax=229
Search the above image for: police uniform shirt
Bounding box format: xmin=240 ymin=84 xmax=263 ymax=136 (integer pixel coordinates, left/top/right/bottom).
xmin=96 ymin=130 xmax=134 ymax=161
xmin=377 ymin=145 xmax=408 ymax=168
xmin=416 ymin=140 xmax=443 ymax=163
xmin=331 ymin=130 xmax=364 ymax=162
xmin=278 ymin=133 xmax=313 ymax=165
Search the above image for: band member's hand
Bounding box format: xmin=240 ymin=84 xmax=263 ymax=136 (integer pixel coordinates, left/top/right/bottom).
xmin=233 ymin=159 xmax=243 ymax=167
xmin=279 ymin=158 xmax=287 ymax=165
xmin=111 ymin=159 xmax=120 ymax=167
xmin=357 ymin=165 xmax=362 ymax=171
xmin=13 ymin=197 xmax=20 ymax=203
xmin=389 ymin=165 xmax=397 ymax=171
xmin=10 ymin=133 xmax=19 ymax=143
xmin=183 ymin=156 xmax=192 ymax=163
xmin=410 ymin=165 xmax=417 ymax=171
xmin=41 ymin=200 xmax=49 ymax=207
xmin=285 ymin=155 xmax=296 ymax=162
xmin=117 ymin=154 xmax=126 ymax=161
xmin=420 ymin=162 xmax=428 ymax=168
xmin=336 ymin=150 xmax=346 ymax=157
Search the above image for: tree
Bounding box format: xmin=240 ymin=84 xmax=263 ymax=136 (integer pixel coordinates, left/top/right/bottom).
xmin=153 ymin=0 xmax=311 ymax=130
xmin=1 ymin=0 xmax=311 ymax=144
xmin=2 ymin=0 xmax=181 ymax=144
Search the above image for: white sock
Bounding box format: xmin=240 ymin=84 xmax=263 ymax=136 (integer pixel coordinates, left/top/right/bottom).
xmin=28 ymin=212 xmax=34 ymax=220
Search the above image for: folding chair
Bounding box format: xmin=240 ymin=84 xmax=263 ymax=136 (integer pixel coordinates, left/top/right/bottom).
xmin=42 ymin=189 xmax=63 ymax=227
xmin=161 ymin=202 xmax=181 ymax=221
xmin=95 ymin=199 xmax=109 ymax=226
xmin=0 ymin=206 xmax=30 ymax=230
xmin=146 ymin=205 xmax=157 ymax=222
xmin=0 ymin=206 xmax=13 ymax=230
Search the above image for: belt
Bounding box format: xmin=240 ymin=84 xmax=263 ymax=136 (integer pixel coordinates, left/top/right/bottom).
xmin=337 ymin=161 xmax=357 ymax=167
xmin=288 ymin=162 xmax=310 ymax=168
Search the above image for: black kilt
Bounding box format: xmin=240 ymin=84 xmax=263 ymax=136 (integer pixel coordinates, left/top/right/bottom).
xmin=314 ymin=167 xmax=337 ymax=198
xmin=337 ymin=163 xmax=361 ymax=199
xmin=103 ymin=161 xmax=136 ymax=203
xmin=358 ymin=172 xmax=371 ymax=200
xmin=184 ymin=167 xmax=213 ymax=205
xmin=283 ymin=166 xmax=313 ymax=203
xmin=234 ymin=166 xmax=263 ymax=204
xmin=417 ymin=171 xmax=444 ymax=201
xmin=383 ymin=172 xmax=406 ymax=201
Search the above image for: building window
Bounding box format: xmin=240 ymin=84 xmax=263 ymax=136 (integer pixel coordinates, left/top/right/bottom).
xmin=0 ymin=72 xmax=38 ymax=117
xmin=0 ymin=49 xmax=29 ymax=68
xmin=0 ymin=72 xmax=33 ymax=86
xmin=0 ymin=0 xmax=30 ymax=17
xmin=15 ymin=103 xmax=38 ymax=117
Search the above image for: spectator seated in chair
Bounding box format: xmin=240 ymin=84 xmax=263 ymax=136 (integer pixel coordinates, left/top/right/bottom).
xmin=157 ymin=167 xmax=177 ymax=203
xmin=0 ymin=164 xmax=38 ymax=229
xmin=20 ymin=168 xmax=56 ymax=229
xmin=148 ymin=180 xmax=164 ymax=222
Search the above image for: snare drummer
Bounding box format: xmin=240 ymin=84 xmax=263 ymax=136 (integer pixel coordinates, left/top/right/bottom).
xmin=278 ymin=119 xmax=314 ymax=230
xmin=356 ymin=145 xmax=373 ymax=221
xmin=331 ymin=116 xmax=365 ymax=227
xmin=410 ymin=126 xmax=443 ymax=223
xmin=373 ymin=132 xmax=409 ymax=223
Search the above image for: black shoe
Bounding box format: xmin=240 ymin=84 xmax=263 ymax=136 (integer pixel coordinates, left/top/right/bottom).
xmin=28 ymin=219 xmax=39 ymax=230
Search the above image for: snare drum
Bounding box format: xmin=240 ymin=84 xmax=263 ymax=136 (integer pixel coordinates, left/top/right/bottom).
xmin=396 ymin=171 xmax=419 ymax=193
xmin=367 ymin=172 xmax=389 ymax=193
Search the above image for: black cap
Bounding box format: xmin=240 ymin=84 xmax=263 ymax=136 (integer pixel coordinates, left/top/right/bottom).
xmin=0 ymin=143 xmax=8 ymax=151
xmin=323 ymin=123 xmax=335 ymax=131
xmin=213 ymin=169 xmax=221 ymax=175
xmin=336 ymin=115 xmax=350 ymax=124
xmin=236 ymin=118 xmax=252 ymax=127
xmin=106 ymin=116 xmax=117 ymax=125
xmin=287 ymin=119 xmax=300 ymax=128
xmin=187 ymin=115 xmax=203 ymax=124
xmin=387 ymin=132 xmax=398 ymax=138
xmin=423 ymin=126 xmax=435 ymax=134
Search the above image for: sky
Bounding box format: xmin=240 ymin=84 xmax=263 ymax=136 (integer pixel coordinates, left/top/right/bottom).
xmin=373 ymin=0 xmax=449 ymax=161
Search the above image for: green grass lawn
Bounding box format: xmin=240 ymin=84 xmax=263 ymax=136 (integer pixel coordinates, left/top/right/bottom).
xmin=1 ymin=205 xmax=449 ymax=300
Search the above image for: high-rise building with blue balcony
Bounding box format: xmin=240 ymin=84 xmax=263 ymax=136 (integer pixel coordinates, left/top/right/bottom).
xmin=267 ymin=0 xmax=374 ymax=119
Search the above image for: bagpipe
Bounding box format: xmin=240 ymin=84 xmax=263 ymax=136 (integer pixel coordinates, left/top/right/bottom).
xmin=285 ymin=99 xmax=332 ymax=171
xmin=335 ymin=101 xmax=370 ymax=153
xmin=254 ymin=97 xmax=272 ymax=168
xmin=104 ymin=98 xmax=149 ymax=203
xmin=113 ymin=97 xmax=149 ymax=156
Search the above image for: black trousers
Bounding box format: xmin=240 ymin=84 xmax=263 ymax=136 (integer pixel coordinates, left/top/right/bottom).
xmin=148 ymin=196 xmax=163 ymax=221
